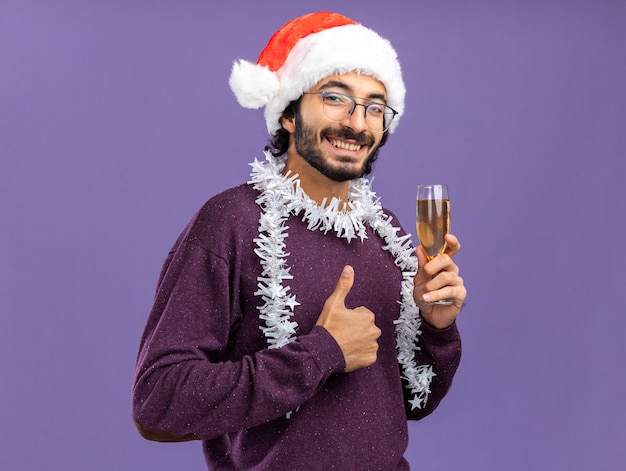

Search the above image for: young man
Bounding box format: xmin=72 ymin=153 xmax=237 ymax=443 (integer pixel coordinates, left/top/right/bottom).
xmin=132 ymin=11 xmax=466 ymax=470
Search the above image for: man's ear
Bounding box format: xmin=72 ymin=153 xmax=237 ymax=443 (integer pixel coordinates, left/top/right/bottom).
xmin=281 ymin=113 xmax=295 ymax=133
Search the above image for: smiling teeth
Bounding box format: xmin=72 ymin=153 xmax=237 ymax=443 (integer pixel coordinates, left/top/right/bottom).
xmin=330 ymin=139 xmax=362 ymax=151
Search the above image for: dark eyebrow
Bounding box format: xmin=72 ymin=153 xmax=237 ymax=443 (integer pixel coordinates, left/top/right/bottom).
xmin=317 ymin=80 xmax=388 ymax=103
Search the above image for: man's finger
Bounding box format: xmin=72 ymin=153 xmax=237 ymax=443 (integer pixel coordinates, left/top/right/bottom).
xmin=327 ymin=265 xmax=354 ymax=307
xmin=443 ymin=234 xmax=461 ymax=256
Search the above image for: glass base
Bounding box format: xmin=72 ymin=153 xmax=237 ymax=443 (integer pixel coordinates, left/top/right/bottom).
xmin=416 ymin=299 xmax=454 ymax=306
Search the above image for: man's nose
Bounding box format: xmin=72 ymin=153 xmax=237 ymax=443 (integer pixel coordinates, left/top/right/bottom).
xmin=344 ymin=103 xmax=369 ymax=131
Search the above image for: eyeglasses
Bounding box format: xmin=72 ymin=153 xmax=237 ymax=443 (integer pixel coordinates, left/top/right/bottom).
xmin=303 ymin=91 xmax=398 ymax=133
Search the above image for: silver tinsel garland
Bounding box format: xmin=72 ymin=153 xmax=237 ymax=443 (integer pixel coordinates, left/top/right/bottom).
xmin=248 ymin=151 xmax=434 ymax=410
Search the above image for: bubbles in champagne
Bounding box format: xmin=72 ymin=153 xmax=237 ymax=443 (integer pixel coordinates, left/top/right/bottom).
xmin=416 ymin=198 xmax=450 ymax=259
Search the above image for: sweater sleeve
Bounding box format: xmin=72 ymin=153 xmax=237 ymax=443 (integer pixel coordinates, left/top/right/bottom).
xmin=404 ymin=319 xmax=462 ymax=420
xmin=131 ymin=239 xmax=346 ymax=441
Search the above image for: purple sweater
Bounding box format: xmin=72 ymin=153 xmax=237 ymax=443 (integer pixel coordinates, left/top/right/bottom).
xmin=132 ymin=183 xmax=461 ymax=470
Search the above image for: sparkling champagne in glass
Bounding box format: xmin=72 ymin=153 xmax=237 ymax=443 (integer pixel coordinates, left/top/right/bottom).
xmin=416 ymin=184 xmax=450 ymax=260
xmin=416 ymin=184 xmax=453 ymax=305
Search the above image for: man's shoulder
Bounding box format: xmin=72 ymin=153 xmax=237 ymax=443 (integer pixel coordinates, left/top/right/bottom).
xmin=183 ymin=183 xmax=260 ymax=243
xmin=200 ymin=182 xmax=258 ymax=213
xmin=380 ymin=206 xmax=407 ymax=232
xmin=160 ymin=183 xmax=259 ymax=268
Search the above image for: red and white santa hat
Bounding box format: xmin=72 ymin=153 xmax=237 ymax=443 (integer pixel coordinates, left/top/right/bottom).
xmin=229 ymin=11 xmax=406 ymax=135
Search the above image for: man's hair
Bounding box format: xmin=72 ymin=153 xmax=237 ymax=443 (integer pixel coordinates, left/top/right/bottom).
xmin=265 ymin=99 xmax=390 ymax=167
xmin=265 ymin=100 xmax=299 ymax=157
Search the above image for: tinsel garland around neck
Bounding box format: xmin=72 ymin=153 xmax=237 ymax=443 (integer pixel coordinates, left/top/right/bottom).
xmin=248 ymin=151 xmax=434 ymax=410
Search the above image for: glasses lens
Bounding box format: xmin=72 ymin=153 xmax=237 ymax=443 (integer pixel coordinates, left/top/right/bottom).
xmin=382 ymin=109 xmax=396 ymax=132
xmin=366 ymin=104 xmax=395 ymax=132
xmin=320 ymin=92 xmax=395 ymax=133
xmin=321 ymin=92 xmax=352 ymax=121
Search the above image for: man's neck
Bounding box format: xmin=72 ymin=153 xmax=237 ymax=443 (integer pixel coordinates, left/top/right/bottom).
xmin=282 ymin=154 xmax=350 ymax=209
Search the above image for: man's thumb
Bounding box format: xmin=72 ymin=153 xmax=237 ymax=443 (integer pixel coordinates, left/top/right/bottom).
xmin=329 ymin=265 xmax=354 ymax=306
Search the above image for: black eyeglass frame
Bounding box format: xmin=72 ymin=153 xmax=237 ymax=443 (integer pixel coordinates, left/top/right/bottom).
xmin=303 ymin=91 xmax=398 ymax=133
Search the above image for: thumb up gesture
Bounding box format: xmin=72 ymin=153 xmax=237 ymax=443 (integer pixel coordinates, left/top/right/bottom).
xmin=316 ymin=266 xmax=382 ymax=372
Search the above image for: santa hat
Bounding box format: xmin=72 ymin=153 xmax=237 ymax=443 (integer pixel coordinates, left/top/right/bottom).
xmin=229 ymin=11 xmax=405 ymax=135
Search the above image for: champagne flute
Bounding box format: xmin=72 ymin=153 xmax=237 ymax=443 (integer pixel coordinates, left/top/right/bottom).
xmin=416 ymin=184 xmax=453 ymax=305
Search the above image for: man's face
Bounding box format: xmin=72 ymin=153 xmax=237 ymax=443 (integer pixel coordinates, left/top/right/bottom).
xmin=290 ymin=73 xmax=387 ymax=182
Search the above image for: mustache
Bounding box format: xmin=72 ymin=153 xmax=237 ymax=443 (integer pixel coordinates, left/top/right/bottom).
xmin=321 ymin=127 xmax=375 ymax=147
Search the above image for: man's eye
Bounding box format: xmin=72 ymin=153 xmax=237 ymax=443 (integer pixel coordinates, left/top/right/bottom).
xmin=325 ymin=93 xmax=348 ymax=104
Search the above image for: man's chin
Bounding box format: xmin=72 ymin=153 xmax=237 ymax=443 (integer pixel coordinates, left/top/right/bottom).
xmin=321 ymin=162 xmax=366 ymax=182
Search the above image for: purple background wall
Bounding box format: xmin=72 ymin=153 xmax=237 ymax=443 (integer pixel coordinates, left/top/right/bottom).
xmin=1 ymin=1 xmax=625 ymax=469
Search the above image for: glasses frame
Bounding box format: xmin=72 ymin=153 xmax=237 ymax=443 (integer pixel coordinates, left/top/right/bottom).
xmin=303 ymin=91 xmax=398 ymax=133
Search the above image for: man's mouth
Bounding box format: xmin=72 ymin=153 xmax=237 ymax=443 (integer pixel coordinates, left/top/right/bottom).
xmin=328 ymin=138 xmax=363 ymax=152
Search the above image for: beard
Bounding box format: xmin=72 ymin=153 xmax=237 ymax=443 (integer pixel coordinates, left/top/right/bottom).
xmin=293 ymin=114 xmax=382 ymax=182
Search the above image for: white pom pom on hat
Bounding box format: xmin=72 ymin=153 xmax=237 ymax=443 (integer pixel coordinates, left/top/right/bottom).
xmin=228 ymin=11 xmax=406 ymax=135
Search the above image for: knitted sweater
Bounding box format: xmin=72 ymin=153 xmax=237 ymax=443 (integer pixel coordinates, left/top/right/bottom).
xmin=132 ymin=183 xmax=461 ymax=470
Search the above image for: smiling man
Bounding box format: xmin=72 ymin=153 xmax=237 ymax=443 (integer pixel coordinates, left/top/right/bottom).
xmin=132 ymin=11 xmax=466 ymax=470
xmin=290 ymin=74 xmax=385 ymax=185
